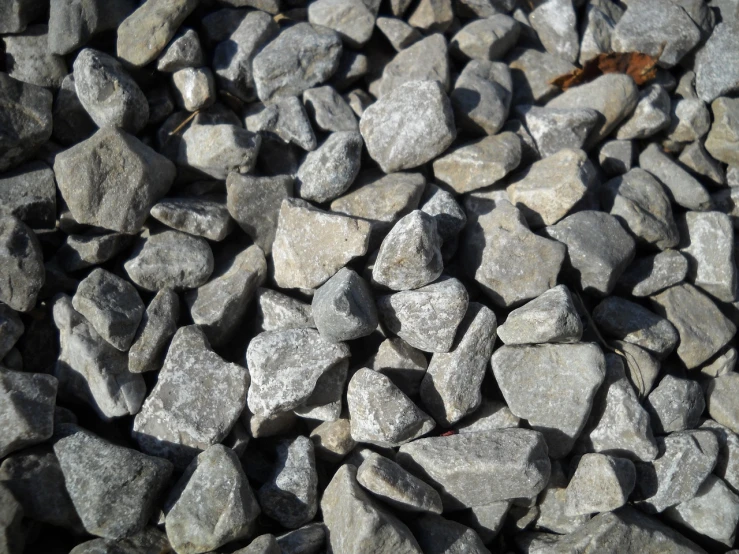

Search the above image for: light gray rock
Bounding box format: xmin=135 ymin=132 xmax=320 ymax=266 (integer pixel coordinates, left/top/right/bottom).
xmin=54 ymin=126 xmax=175 ymax=233
xmin=410 ymin=513 xmax=490 ymax=554
xmin=578 ymin=0 xmax=623 ymax=64
xmin=450 ymin=60 xmax=512 ymax=136
xmin=0 ymin=215 xmax=44 ymax=312
xmin=124 ymin=230 xmax=214 ymax=292
xmin=432 ymin=132 xmax=521 ymax=194
xmin=310 ymin=418 xmax=356 ymax=462
xmin=618 ymin=250 xmax=689 ymax=297
xmin=377 ymin=277 xmax=469 ymax=353
xmin=645 ymin=375 xmax=705 ymax=435
xmin=2 ymin=25 xmax=67 ymax=88
xmin=700 ymin=347 xmax=737 ymax=378
xmin=508 ymin=47 xmax=577 ymax=105
xmin=176 ymin=123 xmax=261 ymax=180
xmin=608 ymin=339 xmax=661 ymax=399
xmin=396 ymin=429 xmax=551 ymax=509
xmin=407 ymin=0 xmax=453 ymax=31
xmin=376 ymin=16 xmax=422 ymax=51
xmin=312 ymin=268 xmax=377 ymax=343
xmin=650 ymin=283 xmax=736 ymax=369
xmin=679 ymin=141 xmax=726 ymax=187
xmin=453 ymin=501 xmax=511 ymax=544
xmin=450 ymin=15 xmax=520 ymax=61
xmin=707 ymin=373 xmax=739 ymax=434
xmin=492 ymin=343 xmax=606 ymax=458
xmin=565 ymin=453 xmax=635 ymax=515
xmin=73 ymin=48 xmax=149 ymax=134
xmin=529 ymin=0 xmax=579 ymax=62
xmin=420 ymin=303 xmax=497 ymax=427
xmin=246 ymin=328 xmax=350 ymax=417
xmin=0 ymin=305 xmax=23 ymax=361
xmin=322 ymin=464 xmax=422 ymax=554
xmin=297 ymin=131 xmax=362 ymax=203
xmin=517 ymin=106 xmax=600 ymax=158
xmin=246 ymin=95 xmax=317 ymax=151
xmin=420 ymin=183 xmax=466 ymax=262
xmin=186 ymin=245 xmax=267 ymax=345
xmin=171 ymin=67 xmax=216 ymax=112
xmin=165 ymin=445 xmax=260 ymax=554
xmin=345 ymin=88 xmax=374 ymax=116
xmin=150 ymin=196 xmax=233 ymax=241
xmin=507 ymin=148 xmax=598 ymax=228
xmin=68 ymin=528 xmax=171 ymax=554
xmin=369 ymin=338 xmax=428 ymax=398
xmin=695 ymin=22 xmax=739 ymax=103
xmin=360 ymin=80 xmax=456 ymax=173
xmin=639 ymin=143 xmax=712 ymax=211
xmin=0 ymin=161 xmax=56 ymax=229
xmin=128 ymin=288 xmax=179 ymax=374
xmin=456 ymin=399 xmax=521 ymax=433
xmin=699 ymin=419 xmax=739 ymax=494
xmin=133 ymin=326 xmax=249 ymax=467
xmin=705 ymin=97 xmax=739 ymax=166
xmin=375 ymin=34 xmax=451 ymax=98
xmin=255 ymin=288 xmax=314 ymax=332
xmin=307 ymin=0 xmax=375 ymax=48
xmin=667 ymin=98 xmax=711 ymax=143
xmin=157 ymin=27 xmax=204 ymax=72
xmin=116 ymin=0 xmax=199 ymax=67
xmin=303 ymin=85 xmax=358 ymax=133
xmin=616 ymin=85 xmax=672 ymax=140
xmin=54 ymin=425 xmax=173 ymax=540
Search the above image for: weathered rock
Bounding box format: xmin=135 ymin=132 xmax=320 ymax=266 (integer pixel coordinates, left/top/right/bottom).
xmin=407 ymin=0 xmax=453 ymax=31
xmin=175 ymin=123 xmax=261 ymax=180
xmin=705 ymin=97 xmax=739 ymax=166
xmin=609 ymin=339 xmax=661 ymax=399
xmin=0 ymin=305 xmax=23 ymax=362
xmin=420 ymin=184 xmax=466 ymax=261
xmin=645 ymin=375 xmax=704 ymax=435
xmin=375 ymin=34 xmax=451 ymax=98
xmin=578 ymin=0 xmax=623 ymax=64
xmin=456 ymin=398 xmax=521 ymax=434
xmin=157 ymin=27 xmax=204 ymax=72
xmin=679 ymin=141 xmax=726 ymax=186
xmin=707 ymin=373 xmax=739 ymax=434
xmin=0 ymin=0 xmax=46 ymax=34
xmin=128 ymin=288 xmax=179 ymax=374
xmin=565 ymin=453 xmax=636 ymax=515
xmin=666 ymin=98 xmax=711 ymax=144
xmin=236 ymin=534 xmax=280 ymax=554
xmin=246 ymin=96 xmax=317 ymax=152
xmin=410 ymin=513 xmax=490 ymax=554
xmin=297 ymin=131 xmax=363 ymax=203
xmin=700 ymin=347 xmax=737 ymax=378
xmin=368 ymin=337 xmax=428 ymax=398
xmin=307 ymin=0 xmax=375 ymax=48
xmin=0 ymin=162 xmax=56 ymax=229
xmin=638 ymin=143 xmax=712 ymax=211
xmin=699 ymin=419 xmax=739 ymax=494
xmin=312 ymin=268 xmax=377 ymax=343
xmin=133 ymin=326 xmax=249 ymax=467
xmin=376 ymin=16 xmax=422 ymax=51
xmin=618 ymin=250 xmax=689 ymax=297
xmin=3 ymin=25 xmax=68 ymax=88
xmin=276 ymin=523 xmax=327 ymax=554
xmin=254 ymin=288 xmax=315 ymax=332
xmin=171 ymin=67 xmax=216 ymax=112
xmin=450 ymin=15 xmax=520 ymax=61
xmin=54 ymin=127 xmax=176 ymax=234
xmin=507 ymin=47 xmax=577 ymax=105
xmin=68 ymin=528 xmax=171 ymax=554
xmin=52 ymin=73 xmax=97 ymax=146
xmin=310 ymin=418 xmax=356 ymax=462
xmin=598 ymin=139 xmax=637 ymax=177
xmin=150 ymin=196 xmax=233 ymax=241
xmin=0 ymin=481 xmax=23 ymax=553
xmin=450 ymin=60 xmax=512 ymax=136
xmin=0 ymin=215 xmax=44 ymax=312
xmin=616 ymin=85 xmax=672 ymax=140
xmin=517 ymin=106 xmax=600 ymax=158
xmin=695 ymin=22 xmax=739 ymax=103
xmin=529 ymin=0 xmax=579 ymax=62
xmin=303 ymin=85 xmax=358 ymax=133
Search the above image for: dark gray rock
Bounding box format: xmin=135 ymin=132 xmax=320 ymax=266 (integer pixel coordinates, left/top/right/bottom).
xmin=52 ymin=73 xmax=96 ymax=146
xmin=639 ymin=143 xmax=712 ymax=211
xmin=128 ymin=288 xmax=179 ymax=374
xmin=695 ymin=22 xmax=739 ymax=103
xmin=303 ymin=85 xmax=358 ymax=133
xmin=699 ymin=419 xmax=739 ymax=494
xmin=307 ymin=0 xmax=376 ymax=48
xmin=236 ymin=534 xmax=280 ymax=554
xmin=157 ymin=27 xmax=204 ymax=72
xmin=420 ymin=183 xmax=466 ymax=261
xmin=456 ymin=398 xmax=520 ymax=434
xmin=666 ymin=98 xmax=711 ymax=144
xmin=297 ymin=131 xmax=363 ymax=203
xmin=0 ymin=305 xmax=23 ymax=361
xmin=276 ymin=523 xmax=327 ymax=554
xmin=68 ymin=528 xmax=171 ymax=554
xmin=150 ymin=196 xmax=234 ymax=241
xmin=645 ymin=375 xmax=705 ymax=434
xmin=0 ymin=215 xmax=44 ymax=312
xmin=2 ymin=25 xmax=68 ymax=88
xmin=450 ymin=15 xmax=520 ymax=61
xmin=410 ymin=513 xmax=490 ymax=554
xmin=565 ymin=453 xmax=636 ymax=515
xmin=312 ymin=267 xmax=377 ymax=343
xmin=0 ymin=161 xmax=56 ymax=229
xmin=369 ymin=337 xmax=428 ymax=398
xmin=0 ymin=369 xmax=56 ymax=458
xmin=618 ymin=250 xmax=689 ymax=297
xmin=0 ymin=0 xmax=46 ymax=33
xmin=48 ymin=0 xmax=135 ymax=55
xmin=450 ymin=60 xmax=512 ymax=136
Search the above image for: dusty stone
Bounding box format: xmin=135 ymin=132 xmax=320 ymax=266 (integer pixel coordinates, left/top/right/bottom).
xmin=308 ymin=0 xmax=375 ymax=48
xmin=246 ymin=95 xmax=317 ymax=151
xmin=57 ymin=232 xmax=132 ymax=273
xmin=52 ymin=74 xmax=96 ymax=146
xmin=618 ymin=250 xmax=689 ymax=297
xmin=507 ymin=47 xmax=577 ymax=105
xmin=456 ymin=399 xmax=521 ymax=434
xmin=0 ymin=215 xmax=44 ymax=312
xmin=695 ymin=22 xmax=739 ymax=103
xmin=0 ymin=0 xmax=46 ymax=34
xmin=529 ymin=0 xmax=579 ymax=62
xmin=254 ymin=288 xmax=314 ymax=332
xmin=157 ymin=27 xmax=204 ymax=72
xmin=376 ymin=16 xmax=422 ymax=51
xmin=171 ymin=67 xmax=216 ymax=112
xmin=578 ymin=0 xmax=623 ymax=64
xmin=679 ymin=141 xmax=726 ymax=187
xmin=408 ymin=0 xmax=454 ymax=32
xmin=517 ymin=106 xmax=600 ymax=158
xmin=699 ymin=419 xmax=739 ymax=494
xmin=150 ymin=196 xmax=233 ymax=242
xmin=175 ymin=123 xmax=261 ymax=180
xmin=450 ymin=15 xmax=520 ymax=61
xmin=609 ymin=340 xmax=661 ymax=398
xmin=312 ymin=268 xmax=377 ymax=343
xmin=707 ymin=373 xmax=739 ymax=434
xmin=0 ymin=161 xmax=56 ymax=230
xmin=303 ymin=85 xmax=358 ymax=132
xmin=451 ymin=60 xmax=512 ymax=136
xmin=310 ymin=418 xmax=356 ymax=462
xmin=565 ymin=454 xmax=636 ymax=515
xmin=376 ymin=34 xmax=450 ymax=98
xmin=296 ymin=131 xmax=363 ymax=203
xmin=645 ymin=375 xmax=705 ymax=434
xmin=705 ymin=97 xmax=739 ymax=166
xmin=68 ymin=528 xmax=171 ymax=554
xmin=368 ymin=338 xmax=428 ymax=398
xmin=667 ymin=98 xmax=711 ymax=143
xmin=638 ymin=143 xmax=712 ymax=211
xmin=420 ymin=184 xmax=467 ymax=261
xmin=616 ymin=85 xmax=672 ymax=140
xmin=3 ymin=25 xmax=68 ymax=88
xmin=128 ymin=288 xmax=179 ymax=374
xmin=276 ymin=523 xmax=327 ymax=554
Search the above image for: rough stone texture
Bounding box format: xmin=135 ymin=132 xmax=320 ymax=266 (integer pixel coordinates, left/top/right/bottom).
xmin=462 ymin=200 xmax=566 ymax=308
xmin=308 ymin=0 xmax=376 ymax=48
xmin=236 ymin=534 xmax=280 ymax=554
xmin=578 ymin=0 xmax=623 ymax=64
xmin=54 ymin=127 xmax=176 ymax=234
xmin=0 ymin=305 xmax=23 ymax=361
xmin=128 ymin=288 xmax=179 ymax=374
xmin=175 ymin=123 xmax=261 ymax=180
xmin=360 ymin=80 xmax=456 ymax=173
xmin=68 ymin=528 xmax=171 ymax=554
xmin=596 ymin=138 xmax=637 ymax=177
xmin=609 ymin=340 xmax=661 ymax=399
xmin=0 ymin=0 xmax=46 ymax=34
xmin=645 ymin=375 xmax=705 ymax=435
xmin=56 ymin=230 xmax=133 ymax=272
xmin=650 ymin=283 xmax=736 ymax=369
xmin=312 ymin=268 xmax=377 ymax=343
xmin=565 ymin=454 xmax=636 ymax=515
xmin=348 ymin=368 xmax=435 ymax=447
xmin=529 ymin=0 xmax=579 ymax=62
xmin=272 ymin=199 xmax=371 ymax=290
xmin=507 ymin=47 xmax=577 ymax=105
xmin=133 ymin=326 xmax=249 ymax=468
xmin=165 ymin=445 xmax=260 ymax=554
xmin=52 ymin=74 xmax=97 ymax=146
xmin=492 ymin=343 xmax=606 ymax=458
xmin=157 ymin=27 xmax=204 ymax=72
xmin=456 ymin=399 xmax=521 ymax=434
xmin=124 ymin=230 xmax=214 ymax=292
xmin=171 ymin=67 xmax=216 ymax=112
xmin=695 ymin=22 xmax=739 ymax=103
xmin=410 ymin=513 xmax=491 ymax=554
xmin=451 ymin=60 xmax=512 ymax=136
xmin=507 ymin=148 xmax=598 ymax=228
xmin=517 ymin=106 xmax=600 ymax=158
xmin=54 ymin=425 xmax=173 ymax=540
xmin=666 ymin=98 xmax=711 ymax=143
xmin=150 ymin=196 xmax=233 ymax=242
xmin=420 ymin=303 xmax=497 ymax=427
xmin=618 ymin=250 xmax=689 ymax=297
xmin=497 ymin=285 xmax=582 ymax=345
xmin=310 ymin=419 xmax=356 ymax=463
xmin=0 ymin=161 xmax=56 ymax=229
xmin=376 ymin=16 xmax=422 ymax=51
xmin=3 ymin=25 xmax=68 ymax=88
xmin=639 ymin=143 xmax=712 ymax=211
xmin=253 ymin=23 xmax=343 ymax=101
xmin=247 ymin=328 xmax=350 ymax=417
xmin=246 ymin=96 xmax=317 ymax=151
xmin=680 ymin=141 xmax=726 ymax=186
xmin=450 ymin=15 xmax=520 ymax=61
xmin=707 ymin=373 xmax=739 ymax=434
xmin=276 ymin=523 xmax=326 ymax=554
xmin=705 ymin=97 xmax=739 ymax=166
xmin=698 ymin=419 xmax=739 ymax=494
xmin=420 ymin=183 xmax=466 ymax=261
xmin=368 ymin=337 xmax=428 ymax=398
xmin=616 ymin=85 xmax=672 ymax=140
xmin=544 ymin=211 xmax=636 ymax=296
xmin=73 ymin=48 xmax=149 ymax=134
xmin=377 ymin=277 xmax=469 ymax=353
xmin=116 ymin=0 xmax=199 ymax=67
xmin=322 ymin=464 xmax=422 ymax=554
xmin=296 ymin=131 xmax=363 ymax=203
xmin=303 ymin=85 xmax=358 ymax=133
xmin=255 ymin=288 xmax=315 ymax=333
xmin=407 ymin=0 xmax=453 ymax=32
xmin=0 ymin=215 xmax=44 ymax=312
xmin=396 ymin=429 xmax=551 ymax=510
xmin=375 ymin=34 xmax=450 ymax=99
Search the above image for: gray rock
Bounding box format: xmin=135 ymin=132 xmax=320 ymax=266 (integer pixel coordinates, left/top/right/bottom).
xmin=245 ymin=96 xmax=316 ymax=151
xmin=420 ymin=183 xmax=466 ymax=261
xmin=186 ymin=245 xmax=267 ymax=345
xmin=258 ymin=437 xmax=318 ymax=529
xmin=407 ymin=0 xmax=454 ymax=31
xmin=645 ymin=375 xmax=705 ymax=435
xmin=612 ymin=0 xmax=701 ymax=67
xmin=0 ymin=369 xmax=56 ymax=458
xmin=312 ymin=268 xmax=377 ymax=343
xmin=634 ymin=430 xmax=718 ymax=513
xmin=0 ymin=215 xmax=44 ymax=312
xmin=345 ymin=88 xmax=374 ymax=116
xmin=331 ymin=49 xmax=370 ymax=90
xmin=450 ymin=15 xmax=520 ymax=61
xmin=0 ymin=73 xmax=53 ymax=173
xmin=294 ymin=354 xmax=345 ymax=421
xmin=307 ymin=0 xmax=375 ymax=48
xmin=616 ymin=85 xmax=672 ymax=140
xmin=507 ymin=47 xmax=577 ymax=105
xmin=618 ymin=250 xmax=689 ymax=297
xmin=578 ymin=0 xmax=623 ymax=64
xmin=253 ymin=22 xmax=343 ymax=101
xmin=54 ymin=127 xmax=175 ymax=233
xmin=667 ymin=98 xmax=711 ymax=143
xmin=68 ymin=528 xmax=171 ymax=554
xmin=433 ymin=132 xmax=520 ymax=194
xmin=492 ymin=343 xmax=606 ymax=458
xmin=360 ymin=80 xmax=456 ymax=173
xmin=376 ymin=16 xmax=422 ymax=51
xmin=255 ymin=288 xmax=314 ymax=332
xmin=157 ymin=27 xmax=204 ymax=72
xmin=276 ymin=523 xmax=327 ymax=554
xmin=497 ymin=284 xmax=582 ymax=345
xmin=52 ymin=295 xmax=145 ymax=419
xmin=0 ymin=162 xmax=56 ymax=229
xmin=128 ymin=288 xmax=179 ymax=374
xmin=705 ymin=97 xmax=739 ymax=166
xmin=322 ymin=464 xmax=422 ymax=554
xmin=507 ymin=149 xmax=598 ymax=228
xmin=650 ymin=283 xmax=736 ymax=369
xmin=396 ymin=429 xmax=551 ymax=509
xmin=2 ymin=25 xmax=68 ymax=88
xmin=451 ymin=60 xmax=512 ymax=136
xmin=272 ymin=199 xmax=371 ymax=290
xmin=601 ymin=168 xmax=679 ymax=250
xmin=679 ymin=141 xmax=726 ymax=187
xmin=410 ymin=513 xmax=490 ymax=554
xmin=376 ymin=34 xmax=450 ymax=99
xmin=378 ymin=277 xmax=469 ymax=353
xmin=0 ymin=481 xmax=23 ymax=553
xmin=236 ymin=534 xmax=280 ymax=554
xmin=247 ymin=328 xmax=350 ymax=417
xmin=565 ymin=453 xmax=635 ymax=515
xmin=592 ymin=296 xmax=678 ymax=359
xmin=517 ymin=106 xmax=600 ymax=158
xmin=296 ymin=131 xmax=362 ymax=203
xmin=707 ymin=373 xmax=739 ymax=434
xmin=310 ymin=418 xmax=356 ymax=462
xmin=598 ymin=139 xmax=635 ymax=178
xmin=303 ymin=85 xmax=358 ymax=133
xmin=700 ymin=347 xmax=737 ymax=378
xmin=73 ymin=48 xmax=148 ymax=134
xmin=453 ymin=501 xmax=511 ymax=544
xmin=456 ymin=399 xmax=521 ymax=434
xmin=243 ymin=409 xmax=297 ymax=439
xmin=200 ymin=7 xmax=249 ymax=45
xmin=639 ymin=142 xmax=712 ymax=211
xmin=52 ymin=74 xmax=97 ymax=146
xmin=150 ymin=196 xmax=233 ymax=241
xmin=0 ymin=305 xmax=22 ymax=361
xmin=72 ymin=268 xmax=145 ymax=351
xmin=54 ymin=425 xmax=173 ymax=539
xmin=348 ymin=368 xmax=435 ymax=447
xmin=369 ymin=337 xmax=428 ymax=398
xmin=124 ymin=230 xmax=214 ymax=292
xmin=171 ymin=67 xmax=216 ymax=112
xmin=147 ymin=85 xmax=175 ymax=126
xmin=116 ymin=0 xmax=199 ymax=67
xmin=529 ymin=0 xmax=579 ymax=62
xmin=165 ymin=445 xmax=260 ymax=554
xmin=0 ymin=0 xmax=46 ymax=33
xmin=420 ymin=303 xmax=497 ymax=427
xmin=176 ymin=123 xmax=260 ymax=180
xmin=57 ymin=231 xmax=132 ymax=272
xmin=699 ymin=419 xmax=739 ymax=494
xmin=133 ymin=326 xmax=249 ymax=467
xmin=695 ymin=22 xmax=739 ymax=103
xmin=544 ymin=210 xmax=636 ymax=296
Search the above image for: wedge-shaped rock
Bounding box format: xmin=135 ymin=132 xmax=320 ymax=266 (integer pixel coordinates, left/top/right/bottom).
xmin=645 ymin=375 xmax=704 ymax=434
xmin=450 ymin=14 xmax=520 ymax=61
xmin=450 ymin=60 xmax=512 ymax=136
xmin=616 ymin=84 xmax=672 ymax=140
xmin=534 ymin=461 xmax=590 ymax=535
xmin=57 ymin=231 xmax=132 ymax=272
xmin=529 ymin=0 xmax=578 ymax=62
xmin=272 ymin=199 xmax=371 ymax=290
xmin=308 ymin=0 xmax=375 ymax=48
xmin=54 ymin=425 xmax=173 ymax=540
xmin=255 ymin=288 xmax=314 ymax=332
xmin=518 ymin=106 xmax=600 ymax=158
xmin=176 ymin=123 xmax=260 ymax=180
xmin=310 ymin=419 xmax=356 ymax=463
xmin=369 ymin=338 xmax=428 ymax=398
xmin=156 ymin=27 xmax=204 ymax=72
xmin=312 ymin=268 xmax=377 ymax=343
xmin=565 ymin=453 xmax=635 ymax=516
xmin=618 ymin=250 xmax=688 ymax=297
xmin=508 ymin=47 xmax=577 ymax=105
xmin=54 ymin=127 xmax=175 ymax=233
xmin=0 ymin=215 xmax=44 ymax=312
xmin=303 ymin=85 xmax=358 ymax=133
xmin=492 ymin=343 xmax=606 ymax=458
xmin=297 ymin=131 xmax=362 ymax=204
xmin=397 ymin=429 xmax=551 ymax=510
xmin=133 ymin=326 xmax=249 ymax=468
xmin=166 ymin=445 xmax=260 ymax=554
xmin=0 ymin=161 xmax=56 ymax=229
xmin=150 ymin=196 xmax=234 ymax=241
xmin=247 ymin=328 xmax=350 ymax=417
xmin=245 ymin=95 xmax=316 ymax=150
xmin=497 ymin=285 xmax=582 ymax=345
xmin=128 ymin=288 xmax=179 ymax=374
xmin=376 ymin=34 xmax=450 ymax=98
xmin=707 ymin=373 xmax=739 ymax=434
xmin=322 ymin=464 xmax=422 ymax=554
xmin=377 ymin=277 xmax=468 ymax=353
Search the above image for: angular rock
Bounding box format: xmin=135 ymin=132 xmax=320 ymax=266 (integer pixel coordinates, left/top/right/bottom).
xmin=150 ymin=196 xmax=233 ymax=242
xmin=618 ymin=250 xmax=689 ymax=297
xmin=52 ymin=74 xmax=97 ymax=146
xmin=312 ymin=268 xmax=377 ymax=343
xmin=420 ymin=183 xmax=466 ymax=261
xmin=408 ymin=0 xmax=453 ymax=32
xmin=699 ymin=419 xmax=739 ymax=494
xmin=700 ymin=347 xmax=737 ymax=378
xmin=303 ymin=85 xmax=358 ymax=133
xmin=616 ymin=84 xmax=672 ymax=140
xmin=705 ymin=97 xmax=739 ymax=166
xmin=679 ymin=141 xmax=726 ymax=186
xmin=456 ymin=398 xmax=521 ymax=433
xmin=518 ymin=106 xmax=600 ymax=158
xmin=245 ymin=96 xmax=316 ymax=151
xmin=376 ymin=16 xmax=422 ymax=51
xmin=310 ymin=418 xmax=356 ymax=462
xmin=237 ymin=534 xmax=280 ymax=554
xmin=128 ymin=288 xmax=179 ymax=374
xmin=450 ymin=15 xmax=520 ymax=61
xmin=667 ymin=98 xmax=711 ymax=144
xmin=645 ymin=375 xmax=705 ymax=435
xmin=707 ymin=373 xmax=739 ymax=434
xmin=171 ymin=67 xmax=216 ymax=112
xmin=0 ymin=162 xmax=56 ymax=229
xmin=255 ymin=288 xmax=314 ymax=332
xmin=133 ymin=326 xmax=249 ymax=467
xmin=276 ymin=523 xmax=327 ymax=554
xmin=0 ymin=0 xmax=46 ymax=34
xmin=507 ymin=47 xmax=577 ymax=105
xmin=3 ymin=25 xmax=68 ymax=88
xmin=157 ymin=27 xmax=204 ymax=72
xmin=54 ymin=127 xmax=176 ymax=233
xmin=600 ymin=138 xmax=637 ymax=177
xmin=308 ymin=0 xmax=375 ymax=48
xmin=529 ymin=0 xmax=579 ymax=62
xmin=68 ymin=528 xmax=171 ymax=554
xmin=175 ymin=123 xmax=260 ymax=180
xmin=376 ymin=34 xmax=450 ymax=98
xmin=565 ymin=454 xmax=636 ymax=515
xmin=368 ymin=337 xmax=428 ymax=398
xmin=578 ymin=0 xmax=623 ymax=64
xmin=638 ymin=143 xmax=712 ymax=211
xmin=695 ymin=22 xmax=739 ymax=103
xmin=0 ymin=215 xmax=44 ymax=312
xmin=450 ymin=60 xmax=512 ymax=136
xmin=0 ymin=305 xmax=23 ymax=361
xmin=410 ymin=514 xmax=490 ymax=554
xmin=296 ymin=131 xmax=362 ymax=203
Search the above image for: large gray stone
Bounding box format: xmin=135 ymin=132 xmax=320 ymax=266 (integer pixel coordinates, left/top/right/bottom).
xmin=128 ymin=288 xmax=179 ymax=374
xmin=695 ymin=22 xmax=739 ymax=103
xmin=296 ymin=131 xmax=363 ymax=203
xmin=565 ymin=453 xmax=636 ymax=515
xmin=410 ymin=513 xmax=491 ymax=554
xmin=705 ymin=97 xmax=739 ymax=166
xmin=638 ymin=143 xmax=712 ymax=211
xmin=450 ymin=15 xmax=520 ymax=61
xmin=303 ymin=85 xmax=358 ymax=133
xmin=307 ymin=0 xmax=376 ymax=48
xmin=450 ymin=60 xmax=512 ymax=136
xmin=375 ymin=34 xmax=450 ymax=99
xmin=618 ymin=250 xmax=689 ymax=297
xmin=616 ymin=85 xmax=672 ymax=140
xmin=0 ymin=161 xmax=56 ymax=229
xmin=645 ymin=375 xmax=705 ymax=434
xmin=0 ymin=215 xmax=44 ymax=312
xmin=312 ymin=267 xmax=377 ymax=343
xmin=3 ymin=25 xmax=68 ymax=88
xmin=707 ymin=373 xmax=739 ymax=434
xmin=517 ymin=105 xmax=600 ymax=158
xmin=529 ymin=0 xmax=579 ymax=62
xmin=175 ymin=123 xmax=261 ymax=180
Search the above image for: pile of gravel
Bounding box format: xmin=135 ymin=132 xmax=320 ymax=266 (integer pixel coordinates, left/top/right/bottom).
xmin=1 ymin=0 xmax=739 ymax=552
